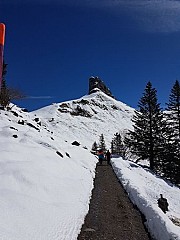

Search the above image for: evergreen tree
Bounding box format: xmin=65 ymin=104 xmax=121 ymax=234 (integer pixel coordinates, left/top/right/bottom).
xmin=111 ymin=132 xmax=125 ymax=157
xmin=165 ymin=80 xmax=180 ymax=183
xmin=166 ymin=80 xmax=180 ymax=139
xmin=0 ymin=62 xmax=10 ymax=108
xmin=160 ymin=135 xmax=178 ymax=183
xmin=98 ymin=134 xmax=106 ymax=152
xmin=91 ymin=141 xmax=98 ymax=154
xmin=0 ymin=61 xmax=25 ymax=109
xmin=111 ymin=140 xmax=115 ymax=154
xmin=125 ymin=82 xmax=165 ymax=171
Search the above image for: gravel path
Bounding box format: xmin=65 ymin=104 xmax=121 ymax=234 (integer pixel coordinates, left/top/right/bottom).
xmin=78 ymin=162 xmax=151 ymax=240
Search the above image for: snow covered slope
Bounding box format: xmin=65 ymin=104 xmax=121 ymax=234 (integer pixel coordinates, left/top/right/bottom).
xmin=2 ymin=90 xmax=179 ymax=240
xmin=0 ymin=91 xmax=134 ymax=240
xmin=32 ymin=91 xmax=134 ymax=149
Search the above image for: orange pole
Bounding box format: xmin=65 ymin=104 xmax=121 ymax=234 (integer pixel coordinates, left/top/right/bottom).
xmin=0 ymin=23 xmax=5 ymax=87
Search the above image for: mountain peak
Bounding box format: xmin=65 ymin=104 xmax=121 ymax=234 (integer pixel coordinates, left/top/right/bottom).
xmin=88 ymin=76 xmax=114 ymax=99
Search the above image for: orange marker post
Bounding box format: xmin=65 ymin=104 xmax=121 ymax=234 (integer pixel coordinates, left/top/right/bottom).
xmin=0 ymin=23 xmax=5 ymax=87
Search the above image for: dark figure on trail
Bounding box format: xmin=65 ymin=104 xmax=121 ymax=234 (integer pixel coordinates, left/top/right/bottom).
xmin=97 ymin=149 xmax=104 ymax=165
xmin=157 ymin=194 xmax=169 ymax=213
xmin=106 ymin=150 xmax=111 ymax=165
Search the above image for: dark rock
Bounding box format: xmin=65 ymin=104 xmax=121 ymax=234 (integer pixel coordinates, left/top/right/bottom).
xmin=58 ymin=108 xmax=69 ymax=113
xmin=89 ymin=76 xmax=114 ymax=98
xmin=49 ymin=118 xmax=54 ymax=122
xmin=18 ymin=120 xmax=25 ymax=125
xmin=59 ymin=103 xmax=69 ymax=108
xmin=34 ymin=118 xmax=40 ymax=122
xmin=77 ymin=99 xmax=89 ymax=105
xmin=10 ymin=126 xmax=18 ymax=131
xmin=66 ymin=152 xmax=70 ymax=158
xmin=26 ymin=122 xmax=39 ymax=131
xmin=56 ymin=151 xmax=63 ymax=158
xmin=72 ymin=141 xmax=80 ymax=146
xmin=21 ymin=108 xmax=28 ymax=112
xmin=70 ymin=106 xmax=92 ymax=118
xmin=6 ymin=106 xmax=11 ymax=111
xmin=111 ymin=105 xmax=119 ymax=110
xmin=12 ymin=134 xmax=18 ymax=138
xmin=11 ymin=111 xmax=19 ymax=117
xmin=34 ymin=118 xmax=41 ymax=126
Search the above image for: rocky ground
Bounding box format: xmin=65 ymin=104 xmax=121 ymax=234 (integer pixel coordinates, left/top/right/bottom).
xmin=78 ymin=161 xmax=151 ymax=240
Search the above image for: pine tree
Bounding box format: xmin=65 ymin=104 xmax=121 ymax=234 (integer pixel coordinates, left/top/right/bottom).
xmin=111 ymin=132 xmax=125 ymax=157
xmin=91 ymin=141 xmax=98 ymax=154
xmin=165 ymin=80 xmax=180 ymax=183
xmin=125 ymin=82 xmax=165 ymax=171
xmin=0 ymin=61 xmax=25 ymax=109
xmin=166 ymin=80 xmax=180 ymax=139
xmin=98 ymin=134 xmax=106 ymax=152
xmin=111 ymin=140 xmax=115 ymax=154
xmin=0 ymin=62 xmax=10 ymax=108
xmin=160 ymin=135 xmax=178 ymax=183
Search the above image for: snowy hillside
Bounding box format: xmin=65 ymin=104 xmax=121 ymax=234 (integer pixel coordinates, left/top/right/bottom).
xmin=0 ymin=91 xmax=134 ymax=240
xmin=0 ymin=90 xmax=179 ymax=240
xmin=31 ymin=91 xmax=134 ymax=149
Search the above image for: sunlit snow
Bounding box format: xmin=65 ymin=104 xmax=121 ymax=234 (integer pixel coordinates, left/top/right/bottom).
xmin=0 ymin=91 xmax=179 ymax=240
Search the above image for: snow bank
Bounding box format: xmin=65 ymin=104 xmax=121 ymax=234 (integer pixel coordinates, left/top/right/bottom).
xmin=112 ymin=158 xmax=180 ymax=240
xmin=0 ymin=106 xmax=97 ymax=240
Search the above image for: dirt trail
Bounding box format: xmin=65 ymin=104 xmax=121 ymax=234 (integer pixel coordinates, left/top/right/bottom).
xmin=78 ymin=162 xmax=151 ymax=240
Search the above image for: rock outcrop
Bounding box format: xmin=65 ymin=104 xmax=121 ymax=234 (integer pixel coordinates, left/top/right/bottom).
xmin=88 ymin=76 xmax=114 ymax=98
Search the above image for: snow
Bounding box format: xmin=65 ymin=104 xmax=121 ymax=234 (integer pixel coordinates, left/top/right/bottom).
xmin=112 ymin=158 xmax=180 ymax=240
xmin=0 ymin=105 xmax=96 ymax=240
xmin=0 ymin=91 xmax=179 ymax=240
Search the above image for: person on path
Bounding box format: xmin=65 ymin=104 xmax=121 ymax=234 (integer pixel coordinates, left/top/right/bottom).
xmin=97 ymin=149 xmax=104 ymax=165
xmin=106 ymin=150 xmax=111 ymax=165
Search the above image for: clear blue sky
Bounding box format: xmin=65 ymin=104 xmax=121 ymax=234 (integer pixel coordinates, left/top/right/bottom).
xmin=1 ymin=0 xmax=180 ymax=111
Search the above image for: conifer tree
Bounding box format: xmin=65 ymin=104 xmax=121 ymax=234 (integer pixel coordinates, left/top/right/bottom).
xmin=160 ymin=134 xmax=178 ymax=183
xmin=91 ymin=141 xmax=98 ymax=154
xmin=0 ymin=61 xmax=25 ymax=109
xmin=98 ymin=134 xmax=106 ymax=152
xmin=111 ymin=132 xmax=125 ymax=157
xmin=125 ymin=82 xmax=165 ymax=171
xmin=165 ymin=80 xmax=180 ymax=183
xmin=166 ymin=80 xmax=180 ymax=139
xmin=0 ymin=62 xmax=10 ymax=108
xmin=111 ymin=140 xmax=115 ymax=154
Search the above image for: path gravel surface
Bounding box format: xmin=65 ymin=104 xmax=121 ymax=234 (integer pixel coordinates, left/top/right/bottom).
xmin=78 ymin=161 xmax=151 ymax=240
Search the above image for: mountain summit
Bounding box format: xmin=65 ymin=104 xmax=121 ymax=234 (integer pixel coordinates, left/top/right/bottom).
xmin=33 ymin=90 xmax=134 ymax=147
xmin=88 ymin=76 xmax=114 ymax=99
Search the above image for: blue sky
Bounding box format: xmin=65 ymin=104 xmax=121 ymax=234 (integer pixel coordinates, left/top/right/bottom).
xmin=1 ymin=0 xmax=180 ymax=111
